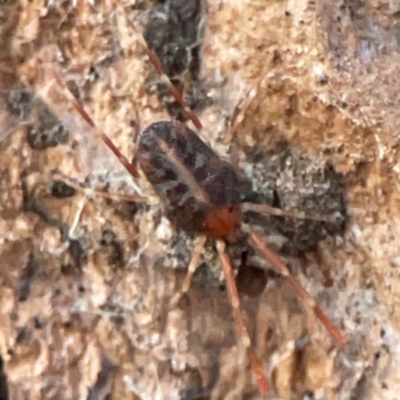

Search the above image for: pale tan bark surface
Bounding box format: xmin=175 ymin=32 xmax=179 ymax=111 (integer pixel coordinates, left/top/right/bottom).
xmin=1 ymin=1 xmax=400 ymax=399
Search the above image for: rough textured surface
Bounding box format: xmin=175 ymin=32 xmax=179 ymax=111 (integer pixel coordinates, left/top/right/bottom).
xmin=1 ymin=1 xmax=400 ymax=400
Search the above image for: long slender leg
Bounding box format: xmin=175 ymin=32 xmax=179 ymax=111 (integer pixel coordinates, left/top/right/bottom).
xmin=223 ymin=70 xmax=278 ymax=145
xmin=51 ymin=66 xmax=141 ymax=179
xmin=241 ymin=202 xmax=335 ymax=222
xmin=171 ymin=235 xmax=207 ymax=306
xmin=116 ymin=0 xmax=203 ymax=131
xmin=224 ymin=86 xmax=259 ymax=145
xmin=216 ymin=240 xmax=268 ymax=396
xmin=50 ymin=172 xmax=152 ymax=204
xmin=245 ymin=225 xmax=347 ymax=346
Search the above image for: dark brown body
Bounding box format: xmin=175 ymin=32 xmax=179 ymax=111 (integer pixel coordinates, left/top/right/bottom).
xmin=136 ymin=121 xmax=242 ymax=238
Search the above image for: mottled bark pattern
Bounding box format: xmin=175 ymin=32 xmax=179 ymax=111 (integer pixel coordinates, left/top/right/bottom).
xmin=143 ymin=0 xmax=208 ymax=121
xmin=136 ymin=121 xmax=241 ymax=235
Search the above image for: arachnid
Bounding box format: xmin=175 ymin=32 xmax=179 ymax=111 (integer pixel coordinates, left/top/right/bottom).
xmin=20 ymin=3 xmax=348 ymax=396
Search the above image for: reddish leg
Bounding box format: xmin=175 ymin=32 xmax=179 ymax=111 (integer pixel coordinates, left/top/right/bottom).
xmin=224 ymin=86 xmax=258 ymax=145
xmin=241 ymin=202 xmax=335 ymax=222
xmin=50 ymin=172 xmax=151 ymax=203
xmin=171 ymin=235 xmax=207 ymax=306
xmin=216 ymin=240 xmax=268 ymax=395
xmin=116 ymin=0 xmax=203 ymax=131
xmin=224 ymin=70 xmax=278 ymax=145
xmin=245 ymin=225 xmax=347 ymax=346
xmin=51 ymin=66 xmax=141 ymax=180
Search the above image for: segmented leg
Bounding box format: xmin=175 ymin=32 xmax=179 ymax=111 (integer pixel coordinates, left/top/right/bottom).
xmin=51 ymin=172 xmax=151 ymax=203
xmin=224 ymin=87 xmax=259 ymax=145
xmin=241 ymin=202 xmax=335 ymax=222
xmin=51 ymin=66 xmax=141 ymax=179
xmin=224 ymin=70 xmax=278 ymax=145
xmin=245 ymin=225 xmax=347 ymax=346
xmin=116 ymin=0 xmax=203 ymax=131
xmin=216 ymin=240 xmax=268 ymax=395
xmin=171 ymin=235 xmax=207 ymax=306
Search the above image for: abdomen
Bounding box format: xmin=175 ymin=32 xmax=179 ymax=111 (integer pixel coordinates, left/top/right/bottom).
xmin=136 ymin=121 xmax=241 ymax=236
